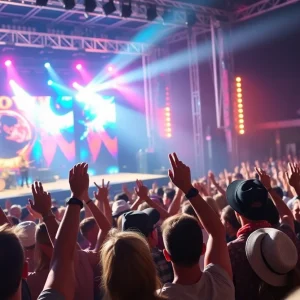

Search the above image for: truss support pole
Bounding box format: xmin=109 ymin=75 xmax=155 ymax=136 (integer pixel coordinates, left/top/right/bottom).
xmin=187 ymin=29 xmax=205 ymax=176
xmin=142 ymin=51 xmax=156 ymax=151
xmin=211 ymin=20 xmax=239 ymax=168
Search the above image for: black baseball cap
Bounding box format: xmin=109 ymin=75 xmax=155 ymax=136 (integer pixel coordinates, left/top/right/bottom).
xmin=122 ymin=208 xmax=160 ymax=237
xmin=226 ymin=179 xmax=268 ymax=221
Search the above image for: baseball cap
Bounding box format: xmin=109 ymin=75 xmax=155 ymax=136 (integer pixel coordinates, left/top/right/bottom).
xmin=226 ymin=179 xmax=268 ymax=221
xmin=112 ymin=200 xmax=131 ymax=218
xmin=122 ymin=208 xmax=160 ymax=237
xmin=16 ymin=221 xmax=37 ymax=248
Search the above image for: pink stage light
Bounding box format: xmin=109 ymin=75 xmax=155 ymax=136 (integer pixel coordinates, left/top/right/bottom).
xmin=76 ymin=64 xmax=82 ymax=71
xmin=5 ymin=60 xmax=12 ymax=67
xmin=72 ymin=82 xmax=78 ymax=88
xmin=9 ymin=79 xmax=15 ymax=85
xmin=108 ymin=66 xmax=114 ymax=72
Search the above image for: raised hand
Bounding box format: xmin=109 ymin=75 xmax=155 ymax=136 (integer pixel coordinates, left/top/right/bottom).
xmin=28 ymin=181 xmax=52 ymax=217
xmin=255 ymin=167 xmax=271 ymax=190
xmin=94 ymin=179 xmax=110 ymax=201
xmin=168 ymin=153 xmax=192 ymax=194
xmin=208 ymin=171 xmax=216 ymax=183
xmin=135 ymin=180 xmax=149 ymax=199
xmin=286 ymin=163 xmax=300 ymax=189
xmin=69 ymin=163 xmax=89 ymax=200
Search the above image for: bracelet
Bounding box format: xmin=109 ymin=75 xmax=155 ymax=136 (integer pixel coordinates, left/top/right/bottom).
xmin=86 ymin=200 xmax=93 ymax=205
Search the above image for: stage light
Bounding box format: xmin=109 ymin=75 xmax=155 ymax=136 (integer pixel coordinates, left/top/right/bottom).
xmin=108 ymin=66 xmax=114 ymax=72
xmin=235 ymin=76 xmax=245 ymax=135
xmin=238 ymin=103 xmax=243 ymax=108
xmin=237 ymin=93 xmax=242 ymax=98
xmin=84 ymin=0 xmax=97 ymax=12
xmin=47 ymin=80 xmax=53 ymax=86
xmin=162 ymin=9 xmax=174 ymax=24
xmin=103 ymin=0 xmax=116 ymax=15
xmin=236 ymin=83 xmax=241 ymax=88
xmin=239 ymin=129 xmax=245 ymax=135
xmin=5 ymin=60 xmax=12 ymax=67
xmin=63 ymin=0 xmax=75 ymax=9
xmin=165 ymin=107 xmax=170 ymax=112
xmin=9 ymin=79 xmax=15 ymax=85
xmin=238 ymin=109 xmax=243 ymax=114
xmin=166 ymin=133 xmax=172 ymax=138
xmin=239 ymin=119 xmax=244 ymax=124
xmin=237 ymin=99 xmax=242 ymax=103
xmin=44 ymin=62 xmax=50 ymax=68
xmin=121 ymin=1 xmax=132 ymax=18
xmin=236 ymin=77 xmax=241 ymax=82
xmin=36 ymin=0 xmax=48 ymax=6
xmin=76 ymin=64 xmax=82 ymax=71
xmin=237 ymin=88 xmax=242 ymax=93
xmin=147 ymin=5 xmax=157 ymax=21
xmin=238 ymin=114 xmax=244 ymax=119
xmin=186 ymin=10 xmax=197 ymax=27
xmin=239 ymin=124 xmax=245 ymax=129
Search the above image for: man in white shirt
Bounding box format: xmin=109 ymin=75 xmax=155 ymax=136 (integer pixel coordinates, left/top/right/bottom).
xmin=159 ymin=153 xmax=234 ymax=300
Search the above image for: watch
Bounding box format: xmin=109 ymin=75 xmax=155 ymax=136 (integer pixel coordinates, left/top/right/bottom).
xmin=185 ymin=187 xmax=199 ymax=199
xmin=67 ymin=197 xmax=83 ymax=209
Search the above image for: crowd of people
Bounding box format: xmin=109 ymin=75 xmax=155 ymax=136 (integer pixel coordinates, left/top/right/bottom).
xmin=1 ymin=154 xmax=300 ymax=300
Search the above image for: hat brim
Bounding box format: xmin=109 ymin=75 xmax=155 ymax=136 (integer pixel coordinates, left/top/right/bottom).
xmin=143 ymin=208 xmax=160 ymax=227
xmin=226 ymin=180 xmax=245 ymax=216
xmin=246 ymin=228 xmax=288 ymax=287
xmin=112 ymin=209 xmax=130 ymax=218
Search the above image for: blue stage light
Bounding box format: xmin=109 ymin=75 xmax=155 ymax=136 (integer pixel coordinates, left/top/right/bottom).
xmin=47 ymin=80 xmax=53 ymax=86
xmin=44 ymin=62 xmax=50 ymax=69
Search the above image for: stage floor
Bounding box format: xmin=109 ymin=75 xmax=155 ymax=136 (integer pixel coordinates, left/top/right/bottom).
xmin=0 ymin=173 xmax=168 ymax=200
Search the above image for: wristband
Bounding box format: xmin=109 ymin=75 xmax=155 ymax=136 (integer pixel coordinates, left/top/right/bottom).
xmin=185 ymin=187 xmax=199 ymax=199
xmin=67 ymin=197 xmax=83 ymax=209
xmin=86 ymin=200 xmax=93 ymax=205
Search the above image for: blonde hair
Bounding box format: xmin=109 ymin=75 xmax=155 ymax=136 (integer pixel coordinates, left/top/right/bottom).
xmin=101 ymin=230 xmax=165 ymax=300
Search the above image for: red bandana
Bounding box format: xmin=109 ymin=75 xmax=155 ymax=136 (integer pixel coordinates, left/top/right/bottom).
xmin=236 ymin=220 xmax=272 ymax=238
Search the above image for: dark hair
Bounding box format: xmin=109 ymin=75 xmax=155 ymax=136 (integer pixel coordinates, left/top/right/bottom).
xmin=233 ymin=173 xmax=244 ymax=180
xmin=9 ymin=216 xmax=20 ymax=225
xmin=51 ymin=206 xmax=58 ymax=214
xmin=155 ymin=187 xmax=164 ymax=198
xmin=258 ymin=268 xmax=300 ymax=300
xmin=221 ymin=206 xmax=240 ymax=230
xmin=165 ymin=189 xmax=176 ymax=201
xmin=20 ymin=207 xmax=30 ymax=221
xmin=272 ymin=186 xmax=284 ymax=199
xmin=264 ymin=199 xmax=280 ymax=226
xmin=0 ymin=225 xmax=24 ymax=298
xmin=115 ymin=193 xmax=129 ymax=203
xmin=80 ymin=217 xmax=97 ymax=239
xmin=182 ymin=203 xmax=197 ymax=219
xmin=162 ymin=214 xmax=203 ymax=267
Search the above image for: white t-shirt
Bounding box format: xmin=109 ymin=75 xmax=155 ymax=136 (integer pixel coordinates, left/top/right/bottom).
xmin=160 ymin=264 xmax=234 ymax=300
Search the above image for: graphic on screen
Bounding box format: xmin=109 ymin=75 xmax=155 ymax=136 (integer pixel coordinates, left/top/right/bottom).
xmin=0 ymin=95 xmax=75 ymax=171
xmin=74 ymin=93 xmax=118 ymax=174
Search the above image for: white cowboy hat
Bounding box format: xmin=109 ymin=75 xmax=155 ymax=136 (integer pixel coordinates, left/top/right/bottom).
xmin=246 ymin=228 xmax=298 ymax=287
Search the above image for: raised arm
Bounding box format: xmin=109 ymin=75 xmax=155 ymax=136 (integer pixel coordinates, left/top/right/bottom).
xmin=208 ymin=171 xmax=226 ymax=197
xmin=168 ymin=153 xmax=232 ymax=279
xmin=168 ymin=187 xmax=184 ymax=216
xmin=256 ymin=167 xmax=294 ymax=231
xmin=83 ymin=180 xmax=112 ymax=250
xmin=0 ymin=206 xmax=9 ymax=226
xmin=29 ymin=182 xmax=58 ymax=247
xmin=135 ymin=180 xmax=170 ymax=220
xmin=41 ymin=163 xmax=89 ymax=300
xmin=287 ymin=163 xmax=300 ymax=197
xmin=94 ymin=180 xmax=113 ymax=226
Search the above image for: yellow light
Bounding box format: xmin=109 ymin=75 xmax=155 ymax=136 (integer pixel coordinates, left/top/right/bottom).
xmin=238 ymin=109 xmax=243 ymax=114
xmin=236 ymin=83 xmax=241 ymax=88
xmin=165 ymin=107 xmax=170 ymax=111
xmin=238 ymin=103 xmax=243 ymax=108
xmin=239 ymin=119 xmax=244 ymax=124
xmin=237 ymin=88 xmax=242 ymax=93
xmin=166 ymin=122 xmax=171 ymax=127
xmin=239 ymin=129 xmax=245 ymax=135
xmin=239 ymin=124 xmax=244 ymax=129
xmin=165 ymin=128 xmax=172 ymax=133
xmin=165 ymin=117 xmax=171 ymax=122
xmin=165 ymin=112 xmax=170 ymax=117
xmin=238 ymin=114 xmax=244 ymax=119
xmin=237 ymin=99 xmax=242 ymax=103
xmin=236 ymin=77 xmax=241 ymax=82
xmin=166 ymin=133 xmax=172 ymax=138
xmin=237 ymin=93 xmax=242 ymax=98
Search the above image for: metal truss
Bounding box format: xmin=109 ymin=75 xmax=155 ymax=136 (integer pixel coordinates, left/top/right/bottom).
xmin=0 ymin=0 xmax=228 ymax=31
xmin=0 ymin=28 xmax=149 ymax=55
xmin=234 ymin=0 xmax=300 ymax=22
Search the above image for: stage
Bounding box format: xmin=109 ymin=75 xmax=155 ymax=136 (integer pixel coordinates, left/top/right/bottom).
xmin=0 ymin=173 xmax=169 ymax=206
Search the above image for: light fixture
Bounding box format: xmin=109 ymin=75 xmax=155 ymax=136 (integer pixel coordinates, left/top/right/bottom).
xmin=36 ymin=0 xmax=48 ymax=6
xmin=147 ymin=5 xmax=157 ymax=21
xmin=48 ymin=80 xmax=53 ymax=86
xmin=44 ymin=62 xmax=50 ymax=68
xmin=76 ymin=64 xmax=82 ymax=70
xmin=63 ymin=0 xmax=75 ymax=10
xmin=84 ymin=0 xmax=97 ymax=12
xmin=4 ymin=60 xmax=12 ymax=67
xmin=186 ymin=10 xmax=197 ymax=27
xmin=103 ymin=0 xmax=116 ymax=15
xmin=121 ymin=1 xmax=132 ymax=18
